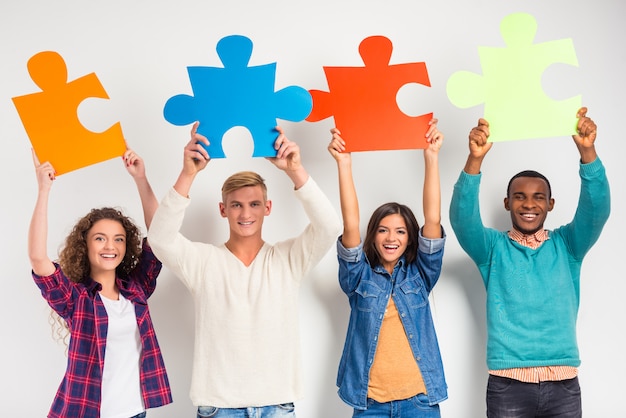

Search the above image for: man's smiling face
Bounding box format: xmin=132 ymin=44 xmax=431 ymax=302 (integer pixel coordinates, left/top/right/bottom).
xmin=504 ymin=176 xmax=555 ymax=235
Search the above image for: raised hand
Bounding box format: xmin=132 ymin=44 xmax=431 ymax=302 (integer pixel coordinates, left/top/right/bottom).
xmin=32 ymin=149 xmax=55 ymax=193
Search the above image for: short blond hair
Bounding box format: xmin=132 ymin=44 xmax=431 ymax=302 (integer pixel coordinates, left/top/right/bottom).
xmin=221 ymin=171 xmax=267 ymax=202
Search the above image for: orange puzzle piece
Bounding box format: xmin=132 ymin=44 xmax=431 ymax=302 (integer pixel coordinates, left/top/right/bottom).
xmin=306 ymin=36 xmax=433 ymax=152
xmin=12 ymin=51 xmax=126 ymax=175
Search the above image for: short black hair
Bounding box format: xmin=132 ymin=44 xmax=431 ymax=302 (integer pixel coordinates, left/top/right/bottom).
xmin=507 ymin=170 xmax=552 ymax=198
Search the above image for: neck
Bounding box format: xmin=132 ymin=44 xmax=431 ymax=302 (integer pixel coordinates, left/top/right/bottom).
xmin=225 ymin=236 xmax=265 ymax=267
xmin=93 ymin=271 xmax=119 ymax=300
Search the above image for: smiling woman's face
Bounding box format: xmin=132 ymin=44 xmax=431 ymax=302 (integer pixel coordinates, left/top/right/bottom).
xmin=86 ymin=218 xmax=127 ymax=276
xmin=374 ymin=213 xmax=409 ymax=274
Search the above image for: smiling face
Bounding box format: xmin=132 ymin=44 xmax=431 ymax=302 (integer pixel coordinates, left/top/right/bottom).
xmin=86 ymin=219 xmax=127 ymax=278
xmin=504 ymin=176 xmax=555 ymax=235
xmin=374 ymin=213 xmax=409 ymax=274
xmin=219 ymin=185 xmax=272 ymax=240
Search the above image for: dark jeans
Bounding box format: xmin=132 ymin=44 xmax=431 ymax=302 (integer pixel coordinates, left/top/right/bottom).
xmin=486 ymin=375 xmax=582 ymax=418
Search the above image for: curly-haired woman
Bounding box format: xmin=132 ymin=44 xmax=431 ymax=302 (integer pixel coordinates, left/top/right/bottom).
xmin=28 ymin=149 xmax=172 ymax=418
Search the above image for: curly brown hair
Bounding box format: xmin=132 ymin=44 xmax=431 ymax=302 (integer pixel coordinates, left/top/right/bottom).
xmin=58 ymin=207 xmax=142 ymax=283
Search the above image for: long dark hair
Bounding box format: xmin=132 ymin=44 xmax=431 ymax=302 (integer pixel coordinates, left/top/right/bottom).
xmin=363 ymin=202 xmax=420 ymax=267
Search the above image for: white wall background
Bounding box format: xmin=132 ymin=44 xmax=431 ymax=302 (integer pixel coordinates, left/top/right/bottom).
xmin=1 ymin=1 xmax=624 ymax=416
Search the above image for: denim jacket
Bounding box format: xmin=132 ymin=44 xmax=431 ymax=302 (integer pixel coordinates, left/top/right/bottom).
xmin=335 ymin=229 xmax=448 ymax=410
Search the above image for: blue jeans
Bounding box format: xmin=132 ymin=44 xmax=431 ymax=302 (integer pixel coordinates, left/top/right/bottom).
xmin=197 ymin=403 xmax=295 ymax=417
xmin=352 ymin=394 xmax=441 ymax=417
xmin=486 ymin=375 xmax=582 ymax=418
xmin=130 ymin=413 xmax=146 ymax=418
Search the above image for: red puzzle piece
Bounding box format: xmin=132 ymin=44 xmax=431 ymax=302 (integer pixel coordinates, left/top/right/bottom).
xmin=306 ymin=36 xmax=432 ymax=152
xmin=12 ymin=51 xmax=126 ymax=175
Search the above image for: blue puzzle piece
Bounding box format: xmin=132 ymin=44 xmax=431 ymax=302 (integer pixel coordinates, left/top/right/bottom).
xmin=164 ymin=35 xmax=313 ymax=158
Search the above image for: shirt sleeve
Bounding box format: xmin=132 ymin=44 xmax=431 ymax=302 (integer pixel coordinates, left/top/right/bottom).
xmin=148 ymin=187 xmax=206 ymax=289
xmin=556 ymin=157 xmax=611 ymax=260
xmin=32 ymin=264 xmax=76 ymax=319
xmin=417 ymin=227 xmax=446 ymax=292
xmin=128 ymin=238 xmax=163 ymax=298
xmin=276 ymin=177 xmax=342 ymax=281
xmin=449 ymin=170 xmax=495 ymax=266
xmin=336 ymin=238 xmax=369 ymax=295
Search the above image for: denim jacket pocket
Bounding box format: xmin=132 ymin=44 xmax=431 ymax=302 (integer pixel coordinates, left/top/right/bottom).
xmin=355 ymin=280 xmax=383 ymax=312
xmin=399 ymin=277 xmax=428 ymax=308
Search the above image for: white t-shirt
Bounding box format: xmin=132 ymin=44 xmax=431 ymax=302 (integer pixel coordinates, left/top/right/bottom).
xmin=100 ymin=292 xmax=144 ymax=418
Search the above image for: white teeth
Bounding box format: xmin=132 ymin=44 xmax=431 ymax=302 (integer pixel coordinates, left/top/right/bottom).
xmin=521 ymin=214 xmax=537 ymax=219
xmin=101 ymin=254 xmax=116 ymax=258
xmin=383 ymin=245 xmax=398 ymax=249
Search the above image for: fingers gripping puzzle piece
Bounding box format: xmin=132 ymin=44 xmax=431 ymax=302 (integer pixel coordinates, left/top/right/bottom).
xmin=12 ymin=51 xmax=126 ymax=175
xmin=163 ymin=35 xmax=313 ymax=158
xmin=306 ymin=35 xmax=433 ymax=152
xmin=447 ymin=12 xmax=581 ymax=142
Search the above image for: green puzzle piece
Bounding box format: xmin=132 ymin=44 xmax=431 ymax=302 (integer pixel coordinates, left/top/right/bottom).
xmin=447 ymin=12 xmax=581 ymax=142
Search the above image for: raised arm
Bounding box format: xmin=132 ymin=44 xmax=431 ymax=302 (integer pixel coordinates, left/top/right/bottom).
xmin=123 ymin=149 xmax=158 ymax=229
xmin=328 ymin=128 xmax=360 ymax=248
xmin=573 ymin=107 xmax=598 ymax=164
xmin=266 ymin=126 xmax=309 ymax=190
xmin=28 ymin=150 xmax=56 ymax=276
xmin=422 ymin=119 xmax=444 ymax=239
xmin=464 ymin=118 xmax=492 ymax=175
xmin=173 ymin=121 xmax=211 ymax=197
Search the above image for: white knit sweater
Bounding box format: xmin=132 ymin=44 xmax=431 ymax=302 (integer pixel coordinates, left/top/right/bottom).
xmin=148 ymin=177 xmax=340 ymax=408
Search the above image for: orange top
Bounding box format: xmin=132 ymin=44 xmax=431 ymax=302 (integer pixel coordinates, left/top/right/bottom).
xmin=368 ymin=298 xmax=426 ymax=402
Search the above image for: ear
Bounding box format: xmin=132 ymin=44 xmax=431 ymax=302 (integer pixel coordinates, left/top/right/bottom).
xmin=548 ymin=198 xmax=555 ymax=212
xmin=219 ymin=202 xmax=227 ymax=218
xmin=504 ymin=197 xmax=510 ymax=211
xmin=265 ymin=199 xmax=272 ymax=216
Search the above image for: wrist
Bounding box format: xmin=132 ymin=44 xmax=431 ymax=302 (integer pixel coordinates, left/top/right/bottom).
xmin=286 ymin=166 xmax=309 ymax=190
xmin=464 ymin=155 xmax=484 ymax=175
xmin=579 ymin=146 xmax=597 ymax=164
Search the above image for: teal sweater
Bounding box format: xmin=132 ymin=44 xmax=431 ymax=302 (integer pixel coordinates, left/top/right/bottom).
xmin=449 ymin=158 xmax=610 ymax=370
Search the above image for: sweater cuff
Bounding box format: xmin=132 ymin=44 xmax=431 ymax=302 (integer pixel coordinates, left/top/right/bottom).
xmin=164 ymin=186 xmax=192 ymax=208
xmin=579 ymin=156 xmax=604 ymax=178
xmin=293 ymin=176 xmax=316 ymax=198
xmin=456 ymin=170 xmax=482 ymax=187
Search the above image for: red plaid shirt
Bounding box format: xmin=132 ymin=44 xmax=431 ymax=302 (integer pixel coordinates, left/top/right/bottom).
xmin=33 ymin=239 xmax=172 ymax=418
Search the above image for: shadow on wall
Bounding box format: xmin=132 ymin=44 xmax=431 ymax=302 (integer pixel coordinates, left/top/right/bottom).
xmin=441 ymin=255 xmax=489 ymax=417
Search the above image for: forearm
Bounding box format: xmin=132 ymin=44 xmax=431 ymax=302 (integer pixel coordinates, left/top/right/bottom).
xmin=173 ymin=170 xmax=197 ymax=198
xmin=296 ymin=177 xmax=342 ymax=245
xmin=148 ymin=188 xmax=189 ymax=250
xmin=449 ymin=172 xmax=491 ymax=263
xmin=337 ymin=159 xmax=360 ymax=248
xmin=578 ymin=145 xmax=597 ymax=165
xmin=28 ymin=191 xmax=55 ymax=276
xmin=463 ymin=154 xmax=485 ymax=175
xmin=134 ymin=175 xmax=159 ymax=229
xmin=284 ymin=166 xmax=309 ymax=190
xmin=422 ymin=151 xmax=442 ymax=238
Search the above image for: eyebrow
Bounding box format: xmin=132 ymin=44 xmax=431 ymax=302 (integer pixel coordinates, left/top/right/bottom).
xmin=512 ymin=191 xmax=547 ymax=197
xmin=91 ymin=232 xmax=126 ymax=237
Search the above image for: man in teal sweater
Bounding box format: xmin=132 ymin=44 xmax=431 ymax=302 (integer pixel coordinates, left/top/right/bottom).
xmin=449 ymin=107 xmax=610 ymax=417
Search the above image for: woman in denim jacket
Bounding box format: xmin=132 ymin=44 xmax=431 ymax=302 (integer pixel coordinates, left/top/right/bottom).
xmin=327 ymin=119 xmax=447 ymax=417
